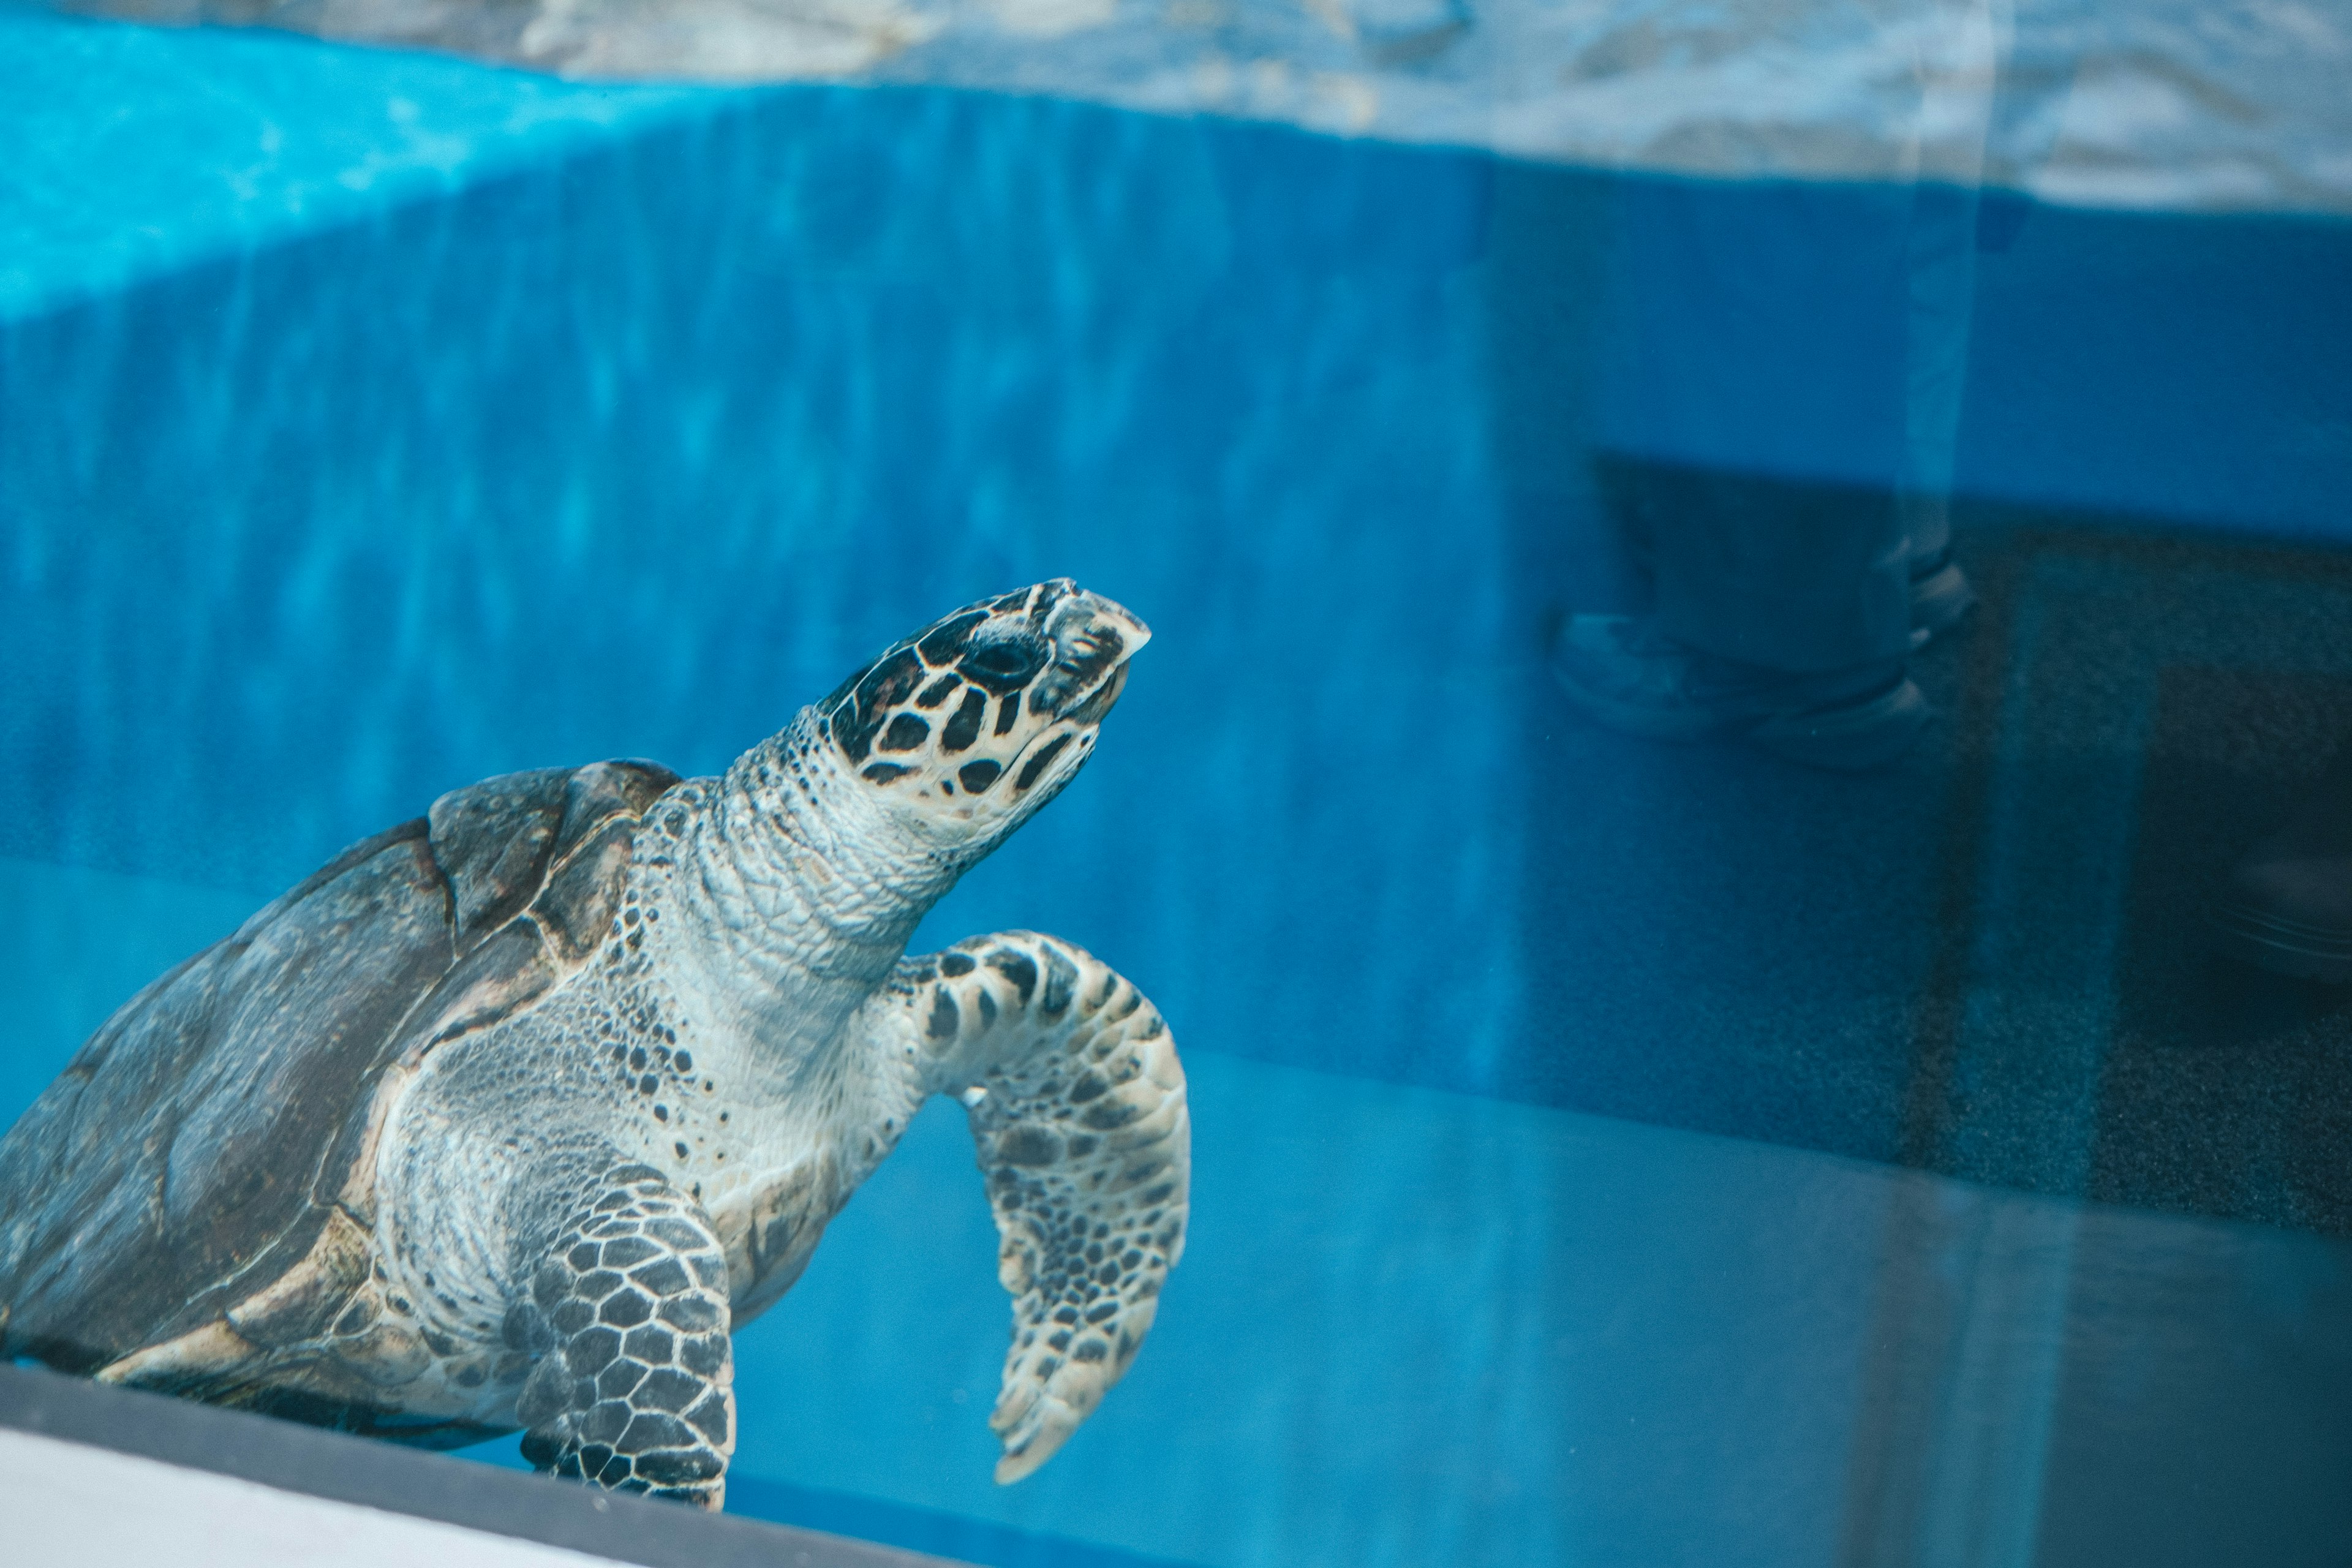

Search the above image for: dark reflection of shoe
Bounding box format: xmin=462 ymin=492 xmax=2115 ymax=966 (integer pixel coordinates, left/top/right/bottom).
xmin=1549 ymin=614 xmax=1929 ymax=772
xmin=2213 ymin=743 xmax=2352 ymax=984
xmin=1909 ymin=549 xmax=1977 ymax=650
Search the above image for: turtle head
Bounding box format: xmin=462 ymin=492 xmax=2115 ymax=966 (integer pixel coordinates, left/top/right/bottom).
xmin=816 ymin=579 xmax=1148 ymax=849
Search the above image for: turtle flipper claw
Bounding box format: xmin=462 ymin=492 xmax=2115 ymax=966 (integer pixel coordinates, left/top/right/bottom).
xmin=861 ymin=932 xmax=1189 ymax=1485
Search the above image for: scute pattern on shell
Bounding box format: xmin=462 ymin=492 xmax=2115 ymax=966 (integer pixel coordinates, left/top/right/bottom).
xmin=0 ymin=760 xmax=680 ymax=1401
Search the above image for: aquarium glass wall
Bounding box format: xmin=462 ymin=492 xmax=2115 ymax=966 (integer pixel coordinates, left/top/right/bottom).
xmin=4 ymin=0 xmax=2351 ymax=1561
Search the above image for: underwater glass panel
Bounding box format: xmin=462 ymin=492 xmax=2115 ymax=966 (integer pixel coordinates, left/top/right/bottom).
xmin=4 ymin=0 xmax=2350 ymax=1562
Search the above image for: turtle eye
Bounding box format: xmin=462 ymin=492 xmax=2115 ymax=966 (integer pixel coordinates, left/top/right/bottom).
xmin=958 ymin=633 xmax=1048 ymax=695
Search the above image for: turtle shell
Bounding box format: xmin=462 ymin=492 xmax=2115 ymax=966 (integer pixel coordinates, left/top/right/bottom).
xmin=0 ymin=760 xmax=679 ymax=1393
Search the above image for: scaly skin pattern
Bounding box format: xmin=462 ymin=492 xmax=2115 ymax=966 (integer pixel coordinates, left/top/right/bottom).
xmin=510 ymin=1164 xmax=736 ymax=1505
xmin=865 ymin=931 xmax=1189 ymax=1482
xmin=303 ymin=582 xmax=1186 ymax=1506
xmin=0 ymin=582 xmax=1183 ymax=1506
xmin=350 ymin=737 xmax=943 ymax=1446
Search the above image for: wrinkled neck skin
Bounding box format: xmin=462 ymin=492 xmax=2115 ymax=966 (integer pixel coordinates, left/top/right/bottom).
xmin=644 ymin=709 xmax=971 ymax=1105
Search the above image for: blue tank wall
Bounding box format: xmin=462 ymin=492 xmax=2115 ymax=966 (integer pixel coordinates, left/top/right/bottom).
xmin=7 ymin=69 xmax=2351 ymax=1155
xmin=10 ymin=20 xmax=2352 ymax=1568
xmin=0 ymin=80 xmax=1520 ymax=1099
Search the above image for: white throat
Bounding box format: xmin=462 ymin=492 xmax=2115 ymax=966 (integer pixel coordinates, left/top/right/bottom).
xmin=632 ymin=709 xmax=967 ymax=1099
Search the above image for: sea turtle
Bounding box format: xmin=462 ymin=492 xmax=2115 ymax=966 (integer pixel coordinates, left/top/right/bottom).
xmin=0 ymin=579 xmax=1187 ymax=1508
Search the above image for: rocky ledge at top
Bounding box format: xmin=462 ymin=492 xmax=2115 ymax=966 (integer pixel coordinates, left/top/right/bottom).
xmin=55 ymin=0 xmax=2352 ymax=216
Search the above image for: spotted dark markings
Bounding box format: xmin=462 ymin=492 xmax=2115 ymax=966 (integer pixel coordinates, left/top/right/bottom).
xmin=960 ymin=633 xmax=1049 ymax=695
xmin=999 ymin=1126 xmax=1061 ymax=1166
xmin=989 ymin=949 xmax=1039 ymax=1003
xmin=1083 ymin=1098 xmax=1141 ymax=1130
xmin=834 ymin=648 xmax=925 ymax=761
xmin=861 ymin=763 xmax=912 ymax=784
xmin=994 ymin=695 xmax=1022 ymax=736
xmin=929 ymin=986 xmax=960 ymax=1040
xmin=1015 ymin=734 xmax=1073 ymax=791
xmin=940 ymin=952 xmax=977 ymax=978
xmin=958 ymin=760 xmax=1002 ymax=793
xmin=818 ymin=673 xmax=859 ymax=718
xmin=918 ymin=612 xmax=988 ymax=665
xmin=880 ymin=714 xmax=930 ymax=752
xmin=1039 ymin=945 xmax=1079 ymax=1016
xmin=1026 ymin=620 xmax=1126 ymax=722
xmin=941 ymin=690 xmax=987 ymax=753
xmin=915 ymin=674 xmax=962 ymax=709
xmin=855 ymin=648 xmax=925 ymax=715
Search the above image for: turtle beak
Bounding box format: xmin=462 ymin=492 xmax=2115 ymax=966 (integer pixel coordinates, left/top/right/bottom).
xmin=1033 ymin=592 xmax=1149 ymax=723
xmin=1065 ymin=660 xmax=1131 ymax=726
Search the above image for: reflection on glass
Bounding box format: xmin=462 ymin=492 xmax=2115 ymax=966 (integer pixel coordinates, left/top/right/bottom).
xmin=2 ymin=0 xmax=2347 ymax=1561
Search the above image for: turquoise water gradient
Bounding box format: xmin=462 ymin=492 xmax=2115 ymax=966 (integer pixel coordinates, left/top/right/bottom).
xmin=0 ymin=9 xmax=709 ymax=317
xmin=10 ymin=10 xmax=2352 ymax=1567
xmin=8 ymin=852 xmax=2351 ymax=1568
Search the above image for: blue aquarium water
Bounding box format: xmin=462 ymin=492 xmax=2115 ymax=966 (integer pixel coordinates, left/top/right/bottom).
xmin=6 ymin=4 xmax=2352 ymax=1566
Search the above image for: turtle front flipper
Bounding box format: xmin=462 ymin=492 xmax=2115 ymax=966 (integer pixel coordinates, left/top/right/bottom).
xmin=861 ymin=933 xmax=1189 ymax=1483
xmin=511 ymin=1163 xmax=737 ymax=1507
